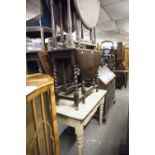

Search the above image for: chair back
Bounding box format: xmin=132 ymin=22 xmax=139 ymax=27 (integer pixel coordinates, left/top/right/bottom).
xmin=26 ymin=74 xmax=60 ymax=155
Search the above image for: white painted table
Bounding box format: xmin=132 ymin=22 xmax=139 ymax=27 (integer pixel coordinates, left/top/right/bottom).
xmin=56 ymin=89 xmax=107 ymax=155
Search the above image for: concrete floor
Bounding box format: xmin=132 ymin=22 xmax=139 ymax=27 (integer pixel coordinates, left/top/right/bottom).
xmin=59 ymin=85 xmax=129 ymax=155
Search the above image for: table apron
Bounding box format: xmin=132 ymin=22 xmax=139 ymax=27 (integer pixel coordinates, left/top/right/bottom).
xmin=57 ymin=97 xmax=104 ymax=128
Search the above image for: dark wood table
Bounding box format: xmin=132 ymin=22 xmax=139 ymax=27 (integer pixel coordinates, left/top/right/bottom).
xmin=113 ymin=69 xmax=129 ymax=88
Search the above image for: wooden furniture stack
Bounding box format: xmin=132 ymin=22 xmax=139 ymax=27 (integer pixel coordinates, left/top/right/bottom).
xmin=26 ymin=0 xmax=101 ymax=110
xmin=26 ymin=73 xmax=60 ymax=155
xmin=114 ymin=42 xmax=129 ymax=88
xmin=124 ymin=46 xmax=129 ymax=70
xmin=116 ymin=42 xmax=125 ymax=61
xmin=27 ymin=48 xmax=101 ymax=110
xmin=98 ymin=65 xmax=116 ymax=122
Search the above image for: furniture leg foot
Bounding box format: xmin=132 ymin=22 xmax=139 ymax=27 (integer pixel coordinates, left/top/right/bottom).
xmin=77 ymin=134 xmax=83 ymax=155
xmin=99 ymin=102 xmax=104 ymax=125
xmin=75 ymin=126 xmax=84 ymax=155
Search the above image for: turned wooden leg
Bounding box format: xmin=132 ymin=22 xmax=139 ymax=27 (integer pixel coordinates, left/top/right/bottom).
xmin=53 ymin=63 xmax=58 ymax=103
xmin=99 ymin=101 xmax=104 ymax=125
xmin=93 ymin=78 xmax=96 ymax=89
xmin=74 ymin=65 xmax=79 ymax=109
xmin=76 ymin=14 xmax=80 ymax=47
xmin=59 ymin=0 xmax=64 ymax=44
xmin=53 ymin=64 xmax=58 ymax=92
xmin=75 ymin=125 xmax=84 ymax=155
xmin=67 ymin=0 xmax=73 ymax=46
xmin=90 ymin=29 xmax=93 ymax=42
xmin=96 ymin=71 xmax=99 ymax=92
xmin=81 ymin=22 xmax=84 ymax=39
xmin=81 ymin=81 xmax=86 ymax=104
xmin=39 ymin=19 xmax=45 ymax=51
xmin=93 ymin=27 xmax=96 ymax=44
xmin=50 ymin=0 xmax=57 ymax=48
xmin=62 ymin=63 xmax=67 ymax=90
xmin=74 ymin=92 xmax=79 ymax=110
xmin=74 ymin=65 xmax=78 ymax=90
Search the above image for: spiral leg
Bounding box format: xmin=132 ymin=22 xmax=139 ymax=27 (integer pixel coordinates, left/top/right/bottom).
xmin=81 ymin=81 xmax=86 ymax=104
xmin=96 ymin=71 xmax=99 ymax=92
xmin=53 ymin=64 xmax=58 ymax=103
xmin=74 ymin=65 xmax=79 ymax=109
xmin=62 ymin=63 xmax=67 ymax=90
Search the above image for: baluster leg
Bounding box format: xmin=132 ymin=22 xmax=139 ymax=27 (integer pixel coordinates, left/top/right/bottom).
xmin=99 ymin=101 xmax=104 ymax=125
xmin=75 ymin=125 xmax=84 ymax=155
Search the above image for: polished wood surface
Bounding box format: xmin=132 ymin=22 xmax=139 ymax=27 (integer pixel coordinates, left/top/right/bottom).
xmin=38 ymin=51 xmax=53 ymax=76
xmin=116 ymin=42 xmax=125 ymax=61
xmin=76 ymin=49 xmax=101 ymax=80
xmin=26 ymin=73 xmax=53 ymax=87
xmin=26 ymin=74 xmax=60 ymax=155
xmin=124 ymin=47 xmax=129 ymax=69
xmin=113 ymin=70 xmax=128 ymax=88
xmin=114 ymin=43 xmax=129 ymax=89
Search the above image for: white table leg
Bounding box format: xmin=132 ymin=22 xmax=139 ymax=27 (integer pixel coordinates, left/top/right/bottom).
xmin=99 ymin=101 xmax=104 ymax=125
xmin=75 ymin=125 xmax=84 ymax=155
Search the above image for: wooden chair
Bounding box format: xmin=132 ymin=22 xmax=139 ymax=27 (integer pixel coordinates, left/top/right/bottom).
xmin=26 ymin=74 xmax=60 ymax=155
xmin=38 ymin=51 xmax=53 ymax=76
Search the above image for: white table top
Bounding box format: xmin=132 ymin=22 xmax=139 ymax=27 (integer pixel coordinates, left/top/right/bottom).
xmin=26 ymin=86 xmax=38 ymax=96
xmin=56 ymin=89 xmax=107 ymax=121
